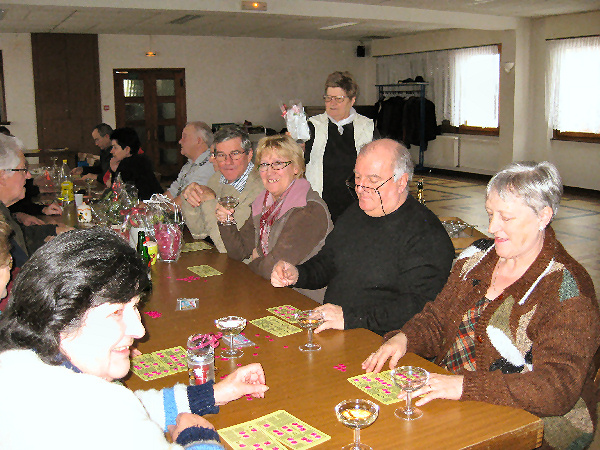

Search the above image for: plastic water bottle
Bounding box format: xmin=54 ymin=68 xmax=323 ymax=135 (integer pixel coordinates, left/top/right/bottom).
xmin=59 ymin=159 xmax=74 ymax=202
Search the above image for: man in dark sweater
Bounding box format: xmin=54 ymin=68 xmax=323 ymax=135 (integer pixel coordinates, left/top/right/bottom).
xmin=71 ymin=123 xmax=113 ymax=184
xmin=271 ymin=138 xmax=454 ymax=336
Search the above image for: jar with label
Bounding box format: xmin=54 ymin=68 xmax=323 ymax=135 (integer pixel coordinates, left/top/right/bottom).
xmin=186 ymin=334 xmax=215 ymax=385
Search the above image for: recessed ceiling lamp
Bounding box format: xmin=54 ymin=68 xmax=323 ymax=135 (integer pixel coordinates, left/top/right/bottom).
xmin=241 ymin=1 xmax=267 ymax=11
xmin=320 ymin=22 xmax=358 ymax=30
xmin=145 ymin=51 xmax=157 ymax=57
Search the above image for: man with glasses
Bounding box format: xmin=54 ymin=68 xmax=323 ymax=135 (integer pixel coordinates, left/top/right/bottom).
xmin=271 ymin=139 xmax=454 ymax=336
xmin=164 ymin=121 xmax=215 ymax=207
xmin=0 ymin=134 xmax=70 ymax=275
xmin=181 ymin=125 xmax=263 ymax=252
xmin=304 ymin=71 xmax=379 ymax=223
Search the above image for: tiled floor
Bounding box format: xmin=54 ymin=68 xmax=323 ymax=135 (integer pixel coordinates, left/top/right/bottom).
xmin=410 ymin=172 xmax=600 ymax=292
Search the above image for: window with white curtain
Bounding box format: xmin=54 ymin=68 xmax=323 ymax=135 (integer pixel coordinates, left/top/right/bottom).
xmin=547 ymin=36 xmax=600 ymax=142
xmin=376 ymin=45 xmax=500 ymax=134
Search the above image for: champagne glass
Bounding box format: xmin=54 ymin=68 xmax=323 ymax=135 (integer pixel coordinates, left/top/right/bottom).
xmin=335 ymin=399 xmax=379 ymax=450
xmin=294 ymin=309 xmax=324 ymax=351
xmin=217 ymin=196 xmax=239 ymax=224
xmin=215 ymin=316 xmax=246 ymax=358
xmin=391 ymin=366 xmax=429 ymax=420
xmin=85 ymin=177 xmax=95 ymax=198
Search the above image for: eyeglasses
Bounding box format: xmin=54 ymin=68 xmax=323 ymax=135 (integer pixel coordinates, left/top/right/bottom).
xmin=323 ymin=95 xmax=348 ymax=104
xmin=345 ymin=175 xmax=395 ymax=215
xmin=345 ymin=175 xmax=394 ymax=195
xmin=213 ymin=150 xmax=248 ymax=162
xmin=258 ymin=161 xmax=292 ymax=172
xmin=5 ymin=167 xmax=29 ymax=173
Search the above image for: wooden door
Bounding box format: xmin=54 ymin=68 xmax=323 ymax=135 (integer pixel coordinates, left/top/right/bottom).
xmin=114 ymin=69 xmax=186 ymax=178
xmin=32 ymin=33 xmax=101 ymax=165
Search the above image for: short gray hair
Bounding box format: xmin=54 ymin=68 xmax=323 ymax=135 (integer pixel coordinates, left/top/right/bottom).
xmin=187 ymin=121 xmax=214 ymax=148
xmin=487 ymin=161 xmax=563 ymax=218
xmin=213 ymin=125 xmax=252 ymax=154
xmin=0 ymin=134 xmax=24 ymax=171
xmin=358 ymin=139 xmax=414 ymax=183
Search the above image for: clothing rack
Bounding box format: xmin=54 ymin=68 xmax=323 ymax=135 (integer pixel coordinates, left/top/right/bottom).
xmin=376 ymin=82 xmax=428 ymax=170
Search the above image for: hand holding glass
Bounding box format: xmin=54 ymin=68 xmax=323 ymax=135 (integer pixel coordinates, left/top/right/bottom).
xmin=335 ymin=399 xmax=379 ymax=450
xmin=391 ymin=366 xmax=429 ymax=420
xmin=217 ymin=196 xmax=239 ymax=224
xmin=294 ymin=309 xmax=324 ymax=351
xmin=215 ymin=316 xmax=246 ymax=358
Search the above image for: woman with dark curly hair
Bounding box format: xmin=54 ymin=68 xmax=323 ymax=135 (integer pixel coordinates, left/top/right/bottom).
xmin=0 ymin=228 xmax=268 ymax=449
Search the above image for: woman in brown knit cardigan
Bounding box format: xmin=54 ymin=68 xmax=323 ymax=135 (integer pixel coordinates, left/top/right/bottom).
xmin=363 ymin=161 xmax=599 ymax=450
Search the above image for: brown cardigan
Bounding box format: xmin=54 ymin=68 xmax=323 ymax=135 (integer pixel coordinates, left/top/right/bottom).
xmin=388 ymin=227 xmax=599 ymax=449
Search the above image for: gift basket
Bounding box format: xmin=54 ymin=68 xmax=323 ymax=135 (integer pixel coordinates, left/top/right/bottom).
xmin=145 ymin=194 xmax=185 ymax=263
xmin=280 ymin=100 xmax=310 ymax=142
xmin=90 ymin=173 xmax=138 ymax=230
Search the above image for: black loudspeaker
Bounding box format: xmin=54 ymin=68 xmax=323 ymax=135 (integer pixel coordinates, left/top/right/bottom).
xmin=356 ymin=45 xmax=366 ymax=57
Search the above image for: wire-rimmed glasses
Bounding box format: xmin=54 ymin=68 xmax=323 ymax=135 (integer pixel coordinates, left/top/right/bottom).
xmin=345 ymin=175 xmax=394 ymax=215
xmin=213 ymin=150 xmax=248 ymax=162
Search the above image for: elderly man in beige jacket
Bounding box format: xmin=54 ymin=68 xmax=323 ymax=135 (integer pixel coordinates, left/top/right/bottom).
xmin=181 ymin=125 xmax=263 ymax=252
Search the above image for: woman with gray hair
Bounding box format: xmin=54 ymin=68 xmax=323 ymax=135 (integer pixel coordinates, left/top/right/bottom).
xmin=363 ymin=161 xmax=599 ymax=449
xmin=304 ymin=71 xmax=379 ymax=223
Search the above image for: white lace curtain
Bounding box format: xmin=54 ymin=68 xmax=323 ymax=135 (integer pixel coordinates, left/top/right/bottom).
xmin=376 ymin=45 xmax=499 ymax=128
xmin=546 ymin=36 xmax=600 ymax=136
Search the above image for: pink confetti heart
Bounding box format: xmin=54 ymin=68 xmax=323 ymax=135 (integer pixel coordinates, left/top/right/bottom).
xmin=144 ymin=311 xmax=162 ymax=318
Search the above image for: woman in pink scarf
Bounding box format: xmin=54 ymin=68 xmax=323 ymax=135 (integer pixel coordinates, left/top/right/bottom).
xmin=217 ymin=135 xmax=332 ymax=298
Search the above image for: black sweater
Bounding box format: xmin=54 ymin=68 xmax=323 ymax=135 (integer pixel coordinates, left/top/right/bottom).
xmin=295 ymin=195 xmax=454 ymax=335
xmin=112 ymin=154 xmax=163 ymax=201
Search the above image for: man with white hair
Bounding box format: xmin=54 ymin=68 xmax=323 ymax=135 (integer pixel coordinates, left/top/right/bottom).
xmin=271 ymin=138 xmax=454 ymax=336
xmin=165 ymin=121 xmax=215 ymax=207
xmin=0 ymin=134 xmax=69 ymax=270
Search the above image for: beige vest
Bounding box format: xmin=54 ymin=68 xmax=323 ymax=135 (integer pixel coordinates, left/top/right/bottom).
xmin=305 ymin=113 xmax=375 ymax=195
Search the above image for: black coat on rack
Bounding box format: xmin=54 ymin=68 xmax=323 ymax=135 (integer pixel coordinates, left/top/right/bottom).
xmin=375 ymin=82 xmax=437 ymax=169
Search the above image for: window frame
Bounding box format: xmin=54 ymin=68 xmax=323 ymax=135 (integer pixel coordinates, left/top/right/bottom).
xmin=548 ymin=35 xmax=600 ymax=144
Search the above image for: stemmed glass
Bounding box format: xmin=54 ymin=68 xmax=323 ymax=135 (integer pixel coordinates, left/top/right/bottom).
xmin=294 ymin=309 xmax=324 ymax=351
xmin=84 ymin=177 xmax=95 ymax=199
xmin=217 ymin=196 xmax=239 ymax=224
xmin=215 ymin=316 xmax=246 ymax=358
xmin=391 ymin=366 xmax=429 ymax=420
xmin=335 ymin=399 xmax=379 ymax=450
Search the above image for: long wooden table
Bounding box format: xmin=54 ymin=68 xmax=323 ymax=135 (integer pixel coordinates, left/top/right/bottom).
xmin=125 ymin=246 xmax=543 ymax=450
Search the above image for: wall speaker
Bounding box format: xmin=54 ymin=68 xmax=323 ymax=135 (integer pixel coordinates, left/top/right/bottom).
xmin=356 ymin=45 xmax=366 ymax=57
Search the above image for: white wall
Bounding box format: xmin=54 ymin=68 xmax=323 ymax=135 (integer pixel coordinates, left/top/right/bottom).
xmin=98 ymin=34 xmax=372 ymax=131
xmin=0 ymin=33 xmax=38 ymax=149
xmin=0 ymin=32 xmax=369 ymax=149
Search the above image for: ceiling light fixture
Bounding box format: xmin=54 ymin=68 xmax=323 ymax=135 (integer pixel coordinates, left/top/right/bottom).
xmin=320 ymin=22 xmax=358 ymax=30
xmin=241 ymin=1 xmax=267 ymax=11
xmin=145 ymin=51 xmax=157 ymax=57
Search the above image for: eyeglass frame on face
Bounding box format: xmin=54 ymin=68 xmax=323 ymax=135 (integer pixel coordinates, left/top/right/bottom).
xmin=4 ymin=164 xmax=29 ymax=174
xmin=323 ymin=95 xmax=349 ymax=104
xmin=257 ymin=161 xmax=292 ymax=172
xmin=213 ymin=149 xmax=249 ymax=162
xmin=345 ymin=174 xmax=395 ymax=215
